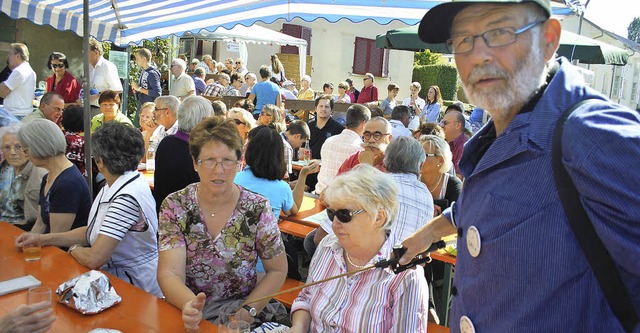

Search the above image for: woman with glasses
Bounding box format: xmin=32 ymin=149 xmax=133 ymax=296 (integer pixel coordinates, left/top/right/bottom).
xmin=45 ymin=52 xmax=81 ymax=105
xmin=420 ymin=85 xmax=443 ymax=124
xmin=158 ymin=117 xmax=288 ymax=331
xmin=0 ymin=123 xmax=46 ymax=230
xmin=90 ymin=90 xmax=133 ymax=131
xmin=419 ymin=135 xmax=461 ymax=216
xmin=289 ymin=164 xmax=429 ymax=332
xmin=16 ymin=119 xmax=91 ymax=234
xmin=153 ymin=96 xmax=212 ymax=213
xmin=16 ymin=122 xmax=163 ymax=297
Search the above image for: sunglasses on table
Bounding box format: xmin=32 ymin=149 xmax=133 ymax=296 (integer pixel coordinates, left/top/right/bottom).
xmin=326 ymin=208 xmax=366 ymax=223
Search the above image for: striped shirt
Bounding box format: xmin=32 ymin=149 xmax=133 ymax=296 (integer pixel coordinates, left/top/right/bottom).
xmin=388 ymin=173 xmax=434 ymax=245
xmin=99 ymin=195 xmax=143 ymax=241
xmin=291 ymin=235 xmax=429 ymax=333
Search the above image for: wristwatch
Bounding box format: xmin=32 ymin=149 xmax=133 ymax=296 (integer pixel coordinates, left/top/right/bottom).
xmin=242 ymin=305 xmax=257 ymax=317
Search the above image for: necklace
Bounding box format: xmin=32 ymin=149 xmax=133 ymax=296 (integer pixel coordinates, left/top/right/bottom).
xmin=345 ymin=252 xmax=368 ymax=269
xmin=204 ymin=205 xmax=225 ymax=218
xmin=427 ymin=173 xmax=443 ymax=192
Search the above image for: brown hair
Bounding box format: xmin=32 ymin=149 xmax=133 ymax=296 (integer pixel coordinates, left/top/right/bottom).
xmin=98 ymin=90 xmax=121 ymax=104
xmin=189 ymin=117 xmax=243 ymax=161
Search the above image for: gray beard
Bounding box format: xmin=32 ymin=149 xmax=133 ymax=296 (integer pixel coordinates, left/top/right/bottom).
xmin=461 ymin=43 xmax=548 ymax=120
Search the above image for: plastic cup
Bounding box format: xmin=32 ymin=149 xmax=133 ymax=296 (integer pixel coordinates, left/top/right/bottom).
xmin=215 ymin=304 xmax=238 ymax=333
xmin=227 ymin=320 xmax=250 ymax=333
xmin=23 ymin=245 xmax=41 ymax=262
xmin=27 ymin=286 xmax=51 ymax=305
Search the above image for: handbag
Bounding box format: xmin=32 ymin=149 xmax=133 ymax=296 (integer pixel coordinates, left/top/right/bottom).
xmin=552 ymin=99 xmax=639 ymax=333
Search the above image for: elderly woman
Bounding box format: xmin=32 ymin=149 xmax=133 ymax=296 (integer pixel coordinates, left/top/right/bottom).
xmin=61 ymin=105 xmax=86 ymax=174
xmin=333 ymin=81 xmax=351 ymax=103
xmin=45 ymin=52 xmax=81 ymax=105
xmin=17 ymin=119 xmax=91 ymax=234
xmin=0 ymin=123 xmax=46 ymax=230
xmin=419 ymin=134 xmax=462 ymax=216
xmin=420 ymin=85 xmax=443 ymax=124
xmin=139 ymin=102 xmax=158 ymax=162
xmin=257 ymin=104 xmax=285 ymax=131
xmin=289 ymin=164 xmax=429 ymax=332
xmin=228 ymin=107 xmax=256 ymax=143
xmin=16 ymin=122 xmax=162 ymax=297
xmin=153 ymin=96 xmax=212 ymax=212
xmin=91 ymin=90 xmax=133 ymax=131
xmin=157 ymin=117 xmax=287 ymax=331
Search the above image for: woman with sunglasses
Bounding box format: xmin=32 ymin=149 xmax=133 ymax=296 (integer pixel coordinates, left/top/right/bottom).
xmin=289 ymin=164 xmax=429 ymax=332
xmin=45 ymin=52 xmax=81 ymax=106
xmin=419 ymin=135 xmax=462 ymax=216
xmin=158 ymin=117 xmax=288 ymax=331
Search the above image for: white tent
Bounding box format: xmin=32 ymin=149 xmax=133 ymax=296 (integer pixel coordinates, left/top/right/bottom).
xmin=187 ymin=25 xmax=308 ymax=81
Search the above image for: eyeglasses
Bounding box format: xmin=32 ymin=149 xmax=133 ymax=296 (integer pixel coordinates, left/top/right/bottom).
xmin=259 ymin=112 xmax=272 ymax=117
xmin=446 ymin=20 xmax=544 ymax=55
xmin=440 ymin=120 xmax=458 ymax=126
xmin=1 ymin=144 xmax=23 ymax=152
xmin=425 ymin=153 xmax=439 ymax=158
xmin=44 ymin=104 xmax=63 ymax=113
xmin=363 ymin=131 xmax=390 ymax=141
xmin=232 ymin=118 xmax=245 ymax=125
xmin=326 ymin=208 xmax=366 ymax=223
xmin=235 ymin=62 xmax=241 ymax=64
xmin=197 ymin=158 xmax=238 ymax=170
xmin=154 ymin=107 xmax=168 ymax=113
xmin=51 ymin=64 xmax=65 ymax=69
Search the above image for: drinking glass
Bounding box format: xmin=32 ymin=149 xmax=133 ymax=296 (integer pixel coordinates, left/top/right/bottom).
xmin=227 ymin=320 xmax=250 ymax=333
xmin=23 ymin=244 xmax=41 ymax=262
xmin=27 ymin=286 xmax=51 ymax=306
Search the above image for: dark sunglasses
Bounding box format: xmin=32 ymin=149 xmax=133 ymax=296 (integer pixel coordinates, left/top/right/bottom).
xmin=51 ymin=64 xmax=65 ymax=68
xmin=326 ymin=208 xmax=366 ymax=223
xmin=233 ymin=118 xmax=245 ymax=125
xmin=235 ymin=61 xmax=241 ymax=64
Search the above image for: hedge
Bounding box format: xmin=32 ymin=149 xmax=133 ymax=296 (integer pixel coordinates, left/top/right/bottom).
xmin=412 ymin=64 xmax=459 ymax=101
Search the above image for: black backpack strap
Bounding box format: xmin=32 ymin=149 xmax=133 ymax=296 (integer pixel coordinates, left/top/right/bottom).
xmin=552 ymin=99 xmax=639 ymax=332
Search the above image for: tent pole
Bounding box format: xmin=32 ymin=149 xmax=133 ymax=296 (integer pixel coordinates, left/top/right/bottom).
xmin=83 ymin=0 xmax=93 ymax=198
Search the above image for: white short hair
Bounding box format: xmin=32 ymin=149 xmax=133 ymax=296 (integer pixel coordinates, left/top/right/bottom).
xmin=178 ymin=96 xmax=213 ymax=132
xmin=171 ymin=58 xmax=187 ymax=70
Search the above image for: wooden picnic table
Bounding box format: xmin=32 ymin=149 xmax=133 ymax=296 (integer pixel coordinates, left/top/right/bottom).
xmin=0 ymin=222 xmax=216 ymax=332
xmin=278 ymin=195 xmax=324 ymax=238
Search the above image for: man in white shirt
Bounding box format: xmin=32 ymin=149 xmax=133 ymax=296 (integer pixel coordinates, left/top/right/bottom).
xmin=88 ymin=38 xmax=123 ymax=117
xmin=150 ymin=96 xmax=180 ymax=148
xmin=235 ymin=58 xmax=248 ymax=77
xmin=389 ymin=105 xmax=413 ymax=138
xmin=0 ymin=43 xmax=36 ymax=119
xmin=169 ymin=58 xmax=195 ymax=100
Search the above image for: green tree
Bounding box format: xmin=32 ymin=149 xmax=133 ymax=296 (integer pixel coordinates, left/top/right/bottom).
xmin=628 ymin=17 xmax=640 ymax=43
xmin=414 ymin=49 xmax=441 ymax=66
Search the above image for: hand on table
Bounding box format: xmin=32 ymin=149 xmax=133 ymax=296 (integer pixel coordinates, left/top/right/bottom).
xmin=0 ymin=302 xmax=56 ymax=333
xmin=15 ymin=233 xmax=41 ymax=250
xmin=182 ymin=293 xmax=206 ymax=333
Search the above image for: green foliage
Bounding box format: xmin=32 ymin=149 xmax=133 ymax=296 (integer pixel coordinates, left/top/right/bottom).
xmin=628 ymin=17 xmax=640 ymax=43
xmin=126 ymin=38 xmax=175 ymax=118
xmin=412 ymin=64 xmax=459 ymax=101
xmin=414 ymin=49 xmax=441 ymax=66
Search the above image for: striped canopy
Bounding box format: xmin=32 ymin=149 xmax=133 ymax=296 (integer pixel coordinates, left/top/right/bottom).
xmin=0 ymin=0 xmax=462 ymax=45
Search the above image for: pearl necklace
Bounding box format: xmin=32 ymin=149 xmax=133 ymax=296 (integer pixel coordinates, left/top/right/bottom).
xmin=427 ymin=173 xmax=443 ymax=192
xmin=345 ymin=252 xmax=368 ymax=269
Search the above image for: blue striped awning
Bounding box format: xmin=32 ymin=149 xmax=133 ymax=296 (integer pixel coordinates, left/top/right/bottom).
xmin=1 ymin=0 xmax=575 ymax=46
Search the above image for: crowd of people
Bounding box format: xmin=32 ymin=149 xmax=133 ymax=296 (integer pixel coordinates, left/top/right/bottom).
xmin=1 ymin=0 xmax=639 ymax=331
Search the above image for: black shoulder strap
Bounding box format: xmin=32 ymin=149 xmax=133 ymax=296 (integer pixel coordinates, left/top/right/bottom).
xmin=552 ymin=99 xmax=639 ymax=332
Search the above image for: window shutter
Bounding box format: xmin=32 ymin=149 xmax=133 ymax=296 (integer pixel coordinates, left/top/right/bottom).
xmin=352 ymin=37 xmax=369 ymax=75
xmin=281 ymin=23 xmax=311 ymax=55
xmin=369 ymin=40 xmax=384 ymax=77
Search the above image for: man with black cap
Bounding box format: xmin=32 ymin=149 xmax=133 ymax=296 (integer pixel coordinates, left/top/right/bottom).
xmin=400 ymin=0 xmax=640 ymax=332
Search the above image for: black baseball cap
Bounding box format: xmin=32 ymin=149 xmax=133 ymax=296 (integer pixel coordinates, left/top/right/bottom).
xmin=418 ymin=0 xmax=552 ymax=44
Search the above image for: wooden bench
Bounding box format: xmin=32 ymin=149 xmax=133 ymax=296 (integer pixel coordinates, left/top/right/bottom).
xmin=428 ymin=322 xmax=450 ymax=333
xmin=201 ymin=95 xmax=246 ymax=110
xmin=274 ymin=278 xmax=305 ymax=308
xmin=278 ymin=220 xmax=315 ymax=238
xmin=284 ymin=99 xmax=356 ymax=122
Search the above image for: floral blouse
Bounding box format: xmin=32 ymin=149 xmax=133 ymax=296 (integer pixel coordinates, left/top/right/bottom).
xmin=158 ymin=183 xmax=284 ymax=303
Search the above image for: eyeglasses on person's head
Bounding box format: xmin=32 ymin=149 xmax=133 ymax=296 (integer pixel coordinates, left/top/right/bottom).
xmin=446 ymin=20 xmax=545 ymax=55
xmin=326 ymin=208 xmax=366 ymax=223
xmin=197 ymin=158 xmax=238 ymax=170
xmin=363 ymin=131 xmax=390 ymax=141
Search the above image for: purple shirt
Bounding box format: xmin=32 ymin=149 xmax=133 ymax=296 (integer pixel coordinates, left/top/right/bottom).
xmin=449 ymin=133 xmax=468 ymax=176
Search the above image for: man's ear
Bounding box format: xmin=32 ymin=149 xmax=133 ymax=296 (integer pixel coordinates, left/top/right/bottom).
xmin=542 ymin=18 xmax=562 ymax=61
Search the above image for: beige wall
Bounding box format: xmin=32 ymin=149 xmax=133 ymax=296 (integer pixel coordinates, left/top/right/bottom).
xmin=561 ymin=16 xmax=640 ymax=110
xmin=211 ymin=18 xmax=416 ymax=98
